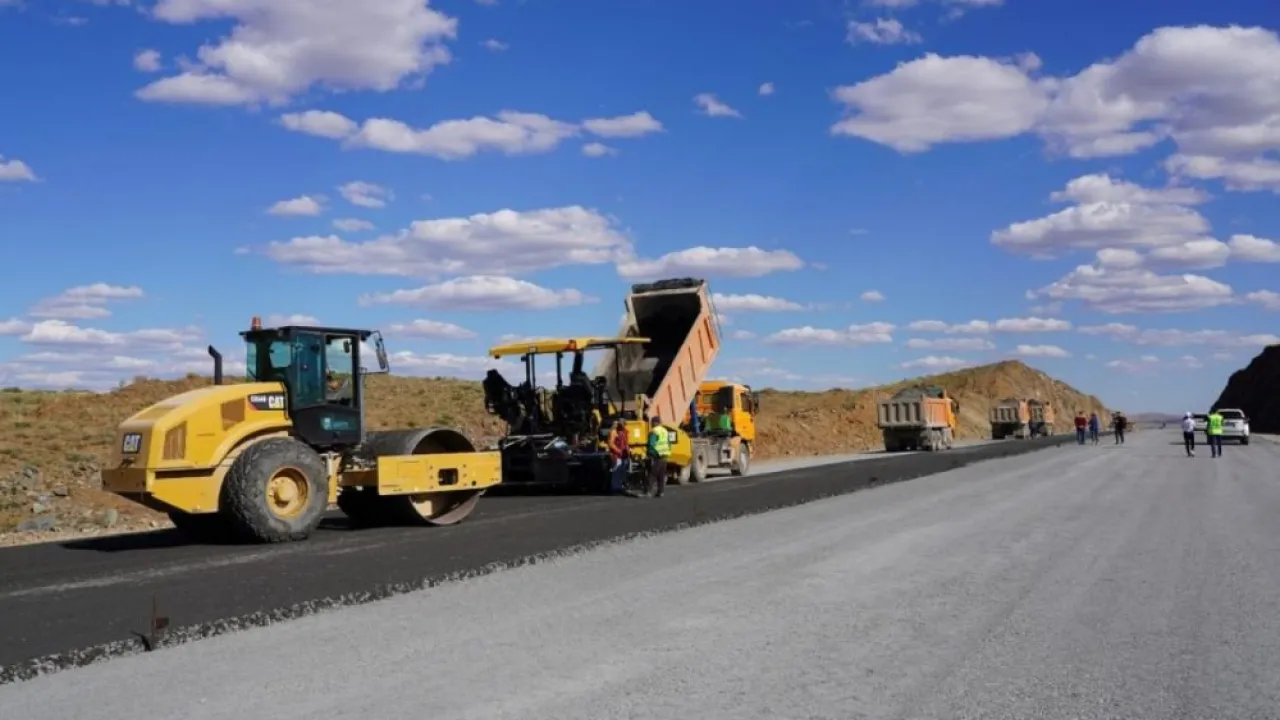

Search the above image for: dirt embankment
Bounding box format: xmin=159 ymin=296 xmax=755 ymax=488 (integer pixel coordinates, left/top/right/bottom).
xmin=1212 ymin=344 xmax=1280 ymax=434
xmin=1 ymin=360 xmax=1107 ymax=544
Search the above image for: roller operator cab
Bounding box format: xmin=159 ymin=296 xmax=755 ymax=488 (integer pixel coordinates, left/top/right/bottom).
xmin=101 ymin=319 xmax=502 ymax=544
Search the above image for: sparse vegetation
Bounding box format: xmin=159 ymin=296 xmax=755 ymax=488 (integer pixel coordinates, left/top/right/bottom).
xmin=0 ymin=360 xmax=1108 ymax=545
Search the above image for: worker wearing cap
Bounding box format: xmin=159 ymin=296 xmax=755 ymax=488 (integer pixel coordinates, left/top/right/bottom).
xmin=1206 ymin=408 xmax=1225 ymax=458
xmin=1112 ymin=412 xmax=1128 ymax=444
xmin=643 ymin=416 xmax=671 ymax=498
xmin=1181 ymin=412 xmax=1196 ymax=457
xmin=607 ymin=419 xmax=630 ymax=494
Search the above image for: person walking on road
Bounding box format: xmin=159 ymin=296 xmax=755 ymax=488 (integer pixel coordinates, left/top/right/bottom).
xmin=1088 ymin=412 xmax=1101 ymax=445
xmin=1074 ymin=411 xmax=1087 ymax=445
xmin=1181 ymin=412 xmax=1197 ymax=457
xmin=642 ymin=416 xmax=671 ymax=498
xmin=1113 ymin=412 xmax=1128 ymax=444
xmin=1207 ymin=408 xmax=1225 ymax=458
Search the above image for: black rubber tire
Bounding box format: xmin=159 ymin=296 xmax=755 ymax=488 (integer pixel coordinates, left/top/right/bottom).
xmin=167 ymin=510 xmax=231 ymax=543
xmin=219 ymin=437 xmax=329 ymax=543
xmin=670 ymin=461 xmax=690 ymax=486
xmin=730 ymin=443 xmax=750 ymax=476
xmin=690 ymin=448 xmax=709 ymax=482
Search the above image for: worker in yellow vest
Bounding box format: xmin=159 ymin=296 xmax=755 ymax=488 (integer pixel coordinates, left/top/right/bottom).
xmin=643 ymin=416 xmax=671 ymax=498
xmin=1206 ymin=409 xmax=1225 ymax=458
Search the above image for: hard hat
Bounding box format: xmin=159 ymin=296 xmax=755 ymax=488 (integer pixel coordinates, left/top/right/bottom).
xmin=1185 ymin=411 xmax=1192 ymax=417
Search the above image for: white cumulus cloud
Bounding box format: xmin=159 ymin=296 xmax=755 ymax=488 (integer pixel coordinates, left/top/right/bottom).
xmin=711 ymin=293 xmax=805 ymax=312
xmin=134 ymin=0 xmax=459 ymax=106
xmin=359 ymin=276 xmax=592 ymax=311
xmin=765 ymin=322 xmax=895 ymax=346
xmin=267 ymin=195 xmax=324 ymax=216
xmin=693 ymin=93 xmax=742 ymax=118
xmin=617 ymin=246 xmax=803 ymax=280
xmin=265 ymin=206 xmax=633 ymax=278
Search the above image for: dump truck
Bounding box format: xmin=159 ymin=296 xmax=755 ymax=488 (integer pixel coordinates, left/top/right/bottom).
xmin=592 ymin=278 xmax=747 ymax=484
xmin=674 ymin=380 xmax=759 ymax=483
xmin=876 ymin=384 xmax=958 ymax=452
xmin=100 ymin=319 xmax=502 ymax=544
xmin=990 ymin=397 xmax=1031 ymax=439
xmin=1027 ymin=399 xmax=1055 ymax=436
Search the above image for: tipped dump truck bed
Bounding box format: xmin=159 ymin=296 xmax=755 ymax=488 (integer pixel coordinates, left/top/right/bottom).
xmin=592 ymin=278 xmax=721 ymax=423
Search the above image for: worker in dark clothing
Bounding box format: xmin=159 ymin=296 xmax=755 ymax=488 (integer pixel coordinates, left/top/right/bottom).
xmin=1074 ymin=412 xmax=1087 ymax=445
xmin=1088 ymin=412 xmax=1101 ymax=445
xmin=643 ymin=416 xmax=671 ymax=498
xmin=1113 ymin=412 xmax=1127 ymax=444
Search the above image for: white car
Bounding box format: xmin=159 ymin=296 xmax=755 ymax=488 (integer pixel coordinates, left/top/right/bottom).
xmin=1216 ymin=408 xmax=1250 ymax=444
xmin=1191 ymin=413 xmax=1208 ymax=432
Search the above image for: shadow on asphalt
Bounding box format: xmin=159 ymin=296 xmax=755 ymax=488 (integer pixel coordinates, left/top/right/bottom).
xmin=58 ymin=515 xmax=366 ymax=554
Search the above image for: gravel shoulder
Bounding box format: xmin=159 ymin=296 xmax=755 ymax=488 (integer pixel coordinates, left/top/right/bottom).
xmin=4 ymin=430 xmax=1275 ymax=718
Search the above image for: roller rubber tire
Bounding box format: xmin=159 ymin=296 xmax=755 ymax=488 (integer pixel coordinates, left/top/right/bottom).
xmin=220 ymin=436 xmax=329 ymax=543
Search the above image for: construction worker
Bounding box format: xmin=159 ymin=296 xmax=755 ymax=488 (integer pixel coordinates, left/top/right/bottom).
xmin=1206 ymin=408 xmax=1224 ymax=458
xmin=643 ymin=416 xmax=671 ymax=498
xmin=1088 ymin=412 xmax=1101 ymax=445
xmin=607 ymin=419 xmax=629 ymax=494
xmin=1074 ymin=411 xmax=1087 ymax=445
xmin=1181 ymin=412 xmax=1196 ymax=457
xmin=1113 ymin=412 xmax=1127 ymax=444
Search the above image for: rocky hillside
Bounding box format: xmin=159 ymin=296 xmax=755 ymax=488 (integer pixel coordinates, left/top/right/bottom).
xmin=1 ymin=359 xmax=1107 ymax=543
xmin=1212 ymin=344 xmax=1280 ymax=434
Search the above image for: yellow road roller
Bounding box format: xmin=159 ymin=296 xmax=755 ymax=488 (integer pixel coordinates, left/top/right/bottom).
xmin=100 ymin=318 xmax=502 ymax=543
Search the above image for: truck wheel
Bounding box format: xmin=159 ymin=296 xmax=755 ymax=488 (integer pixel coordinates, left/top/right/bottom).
xmin=219 ymin=437 xmax=329 ymax=543
xmin=691 ymin=449 xmax=708 ymax=482
xmin=671 ymin=463 xmax=692 ymax=485
xmin=943 ymin=428 xmax=954 ymax=449
xmin=731 ymin=444 xmax=751 ymax=476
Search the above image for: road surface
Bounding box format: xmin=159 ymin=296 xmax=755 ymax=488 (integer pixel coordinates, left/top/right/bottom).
xmin=0 ymin=435 xmax=1050 ymax=677
xmin=2 ymin=429 xmax=1276 ymax=718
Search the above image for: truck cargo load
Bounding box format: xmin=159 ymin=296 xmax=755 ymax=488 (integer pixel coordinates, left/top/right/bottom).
xmin=877 ymin=385 xmax=958 ymax=452
xmin=1027 ymin=399 xmax=1055 ymax=436
xmin=990 ymin=397 xmax=1030 ymax=439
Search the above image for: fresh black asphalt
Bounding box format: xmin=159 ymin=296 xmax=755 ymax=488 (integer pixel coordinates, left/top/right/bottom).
xmin=0 ymin=435 xmax=1073 ymax=684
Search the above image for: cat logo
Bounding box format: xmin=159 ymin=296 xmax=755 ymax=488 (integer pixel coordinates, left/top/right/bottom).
xmin=248 ymin=393 xmax=287 ymax=411
xmin=121 ymin=433 xmax=142 ymax=454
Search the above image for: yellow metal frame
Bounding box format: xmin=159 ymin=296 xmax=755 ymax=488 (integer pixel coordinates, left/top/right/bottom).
xmin=488 ymin=335 xmax=650 ymax=359
xmin=341 ymin=450 xmax=503 ymax=496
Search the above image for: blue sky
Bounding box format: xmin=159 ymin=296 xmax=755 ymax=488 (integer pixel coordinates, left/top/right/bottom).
xmin=1 ymin=0 xmax=1278 ymax=414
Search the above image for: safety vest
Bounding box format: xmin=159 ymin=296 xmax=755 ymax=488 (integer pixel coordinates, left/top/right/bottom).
xmin=649 ymin=426 xmax=671 ymax=457
xmin=1207 ymin=413 xmax=1224 ymax=435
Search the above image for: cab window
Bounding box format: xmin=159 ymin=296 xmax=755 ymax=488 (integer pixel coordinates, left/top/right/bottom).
xmin=324 ymin=335 xmax=356 ymax=405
